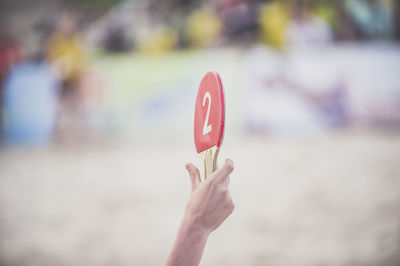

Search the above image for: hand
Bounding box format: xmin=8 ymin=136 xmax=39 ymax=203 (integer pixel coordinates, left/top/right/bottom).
xmin=166 ymin=159 xmax=235 ymax=266
xmin=183 ymin=159 xmax=235 ymax=235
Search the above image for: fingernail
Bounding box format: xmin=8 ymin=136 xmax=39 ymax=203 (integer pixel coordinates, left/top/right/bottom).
xmin=185 ymin=164 xmax=191 ymax=171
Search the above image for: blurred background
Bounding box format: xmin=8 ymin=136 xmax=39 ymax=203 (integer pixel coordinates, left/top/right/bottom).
xmin=0 ymin=0 xmax=399 ymax=265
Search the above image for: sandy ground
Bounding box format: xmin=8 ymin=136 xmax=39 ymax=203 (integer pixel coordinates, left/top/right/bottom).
xmin=0 ymin=132 xmax=400 ymax=266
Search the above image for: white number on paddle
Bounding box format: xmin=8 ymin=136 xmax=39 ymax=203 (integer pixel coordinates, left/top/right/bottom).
xmin=202 ymin=92 xmax=212 ymax=135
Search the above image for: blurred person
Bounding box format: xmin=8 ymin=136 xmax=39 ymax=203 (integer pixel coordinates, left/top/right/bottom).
xmin=104 ymin=17 xmax=132 ymax=53
xmin=344 ymin=0 xmax=394 ymax=39
xmin=47 ymin=13 xmax=85 ymax=102
xmin=138 ymin=26 xmax=178 ymax=54
xmin=186 ymin=5 xmax=222 ymax=48
xmin=47 ymin=13 xmax=97 ymax=144
xmin=0 ymin=30 xmax=23 ymax=140
xmin=167 ymin=159 xmax=235 ymax=266
xmin=259 ymin=1 xmax=290 ymax=49
xmin=2 ymin=61 xmax=60 ymax=145
xmin=216 ymin=0 xmax=259 ymax=43
xmin=0 ymin=33 xmax=23 ymax=88
xmin=313 ymin=1 xmax=336 ymax=28
xmin=395 ymin=0 xmax=400 ymax=40
xmin=2 ymin=26 xmax=60 ymax=145
xmin=286 ymin=0 xmax=333 ymax=48
xmin=331 ymin=1 xmax=358 ymax=40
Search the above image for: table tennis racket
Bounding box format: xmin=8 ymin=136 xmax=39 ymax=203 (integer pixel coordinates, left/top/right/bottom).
xmin=194 ymin=72 xmax=225 ymax=179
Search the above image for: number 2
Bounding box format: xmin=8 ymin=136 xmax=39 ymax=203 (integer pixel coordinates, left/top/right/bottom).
xmin=202 ymin=92 xmax=212 ymax=135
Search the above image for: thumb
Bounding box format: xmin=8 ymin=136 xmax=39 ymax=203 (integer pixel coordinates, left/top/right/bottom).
xmin=185 ymin=163 xmax=201 ymax=191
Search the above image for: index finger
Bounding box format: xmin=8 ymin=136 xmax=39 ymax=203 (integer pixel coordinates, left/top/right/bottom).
xmin=209 ymin=159 xmax=234 ymax=182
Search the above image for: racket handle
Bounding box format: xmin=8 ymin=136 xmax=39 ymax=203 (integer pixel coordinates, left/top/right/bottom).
xmin=200 ymin=146 xmax=219 ymax=179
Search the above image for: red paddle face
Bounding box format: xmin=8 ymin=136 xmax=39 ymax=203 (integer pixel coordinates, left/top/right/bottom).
xmin=194 ymin=72 xmax=225 ymax=153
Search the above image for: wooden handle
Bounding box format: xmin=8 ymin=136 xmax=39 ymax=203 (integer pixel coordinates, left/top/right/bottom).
xmin=199 ymin=146 xmax=219 ymax=179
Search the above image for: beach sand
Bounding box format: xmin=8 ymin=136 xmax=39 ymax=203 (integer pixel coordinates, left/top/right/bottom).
xmin=0 ymin=131 xmax=399 ymax=266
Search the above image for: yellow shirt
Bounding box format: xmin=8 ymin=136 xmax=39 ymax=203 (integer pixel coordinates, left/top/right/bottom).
xmin=47 ymin=33 xmax=84 ymax=81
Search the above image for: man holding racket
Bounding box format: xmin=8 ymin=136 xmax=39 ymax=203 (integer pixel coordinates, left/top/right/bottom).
xmin=166 ymin=159 xmax=235 ymax=266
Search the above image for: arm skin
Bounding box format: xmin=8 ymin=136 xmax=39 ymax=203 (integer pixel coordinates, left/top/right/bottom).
xmin=166 ymin=159 xmax=235 ymax=266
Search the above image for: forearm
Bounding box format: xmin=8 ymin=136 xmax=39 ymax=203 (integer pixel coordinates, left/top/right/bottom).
xmin=166 ymin=215 xmax=209 ymax=266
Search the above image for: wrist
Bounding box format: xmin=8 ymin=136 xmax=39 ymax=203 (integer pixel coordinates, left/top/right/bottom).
xmin=181 ymin=214 xmax=210 ymax=241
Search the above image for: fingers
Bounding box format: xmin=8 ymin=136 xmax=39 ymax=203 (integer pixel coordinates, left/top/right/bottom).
xmin=210 ymin=159 xmax=234 ymax=182
xmin=185 ymin=163 xmax=201 ymax=191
